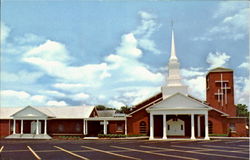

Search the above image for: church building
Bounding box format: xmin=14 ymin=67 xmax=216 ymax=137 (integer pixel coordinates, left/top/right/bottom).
xmin=0 ymin=28 xmax=248 ymax=139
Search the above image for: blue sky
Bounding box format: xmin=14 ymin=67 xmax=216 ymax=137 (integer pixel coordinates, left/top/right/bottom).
xmin=1 ymin=0 xmax=249 ymax=108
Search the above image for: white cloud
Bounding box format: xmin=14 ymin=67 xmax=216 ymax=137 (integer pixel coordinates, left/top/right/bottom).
xmin=134 ymin=11 xmax=161 ymax=54
xmin=1 ymin=22 xmax=10 ymax=44
xmin=193 ymin=2 xmax=249 ymax=41
xmin=0 ymin=90 xmax=47 ymax=107
xmin=2 ymin=71 xmax=43 ymax=84
xmin=71 ymin=93 xmax=90 ymax=101
xmin=238 ymin=56 xmax=250 ymax=70
xmin=108 ymin=100 xmax=125 ymax=108
xmin=181 ymin=68 xmax=205 ymax=78
xmin=184 ymin=76 xmax=206 ymax=100
xmin=24 ymin=40 xmax=70 ymax=62
xmin=235 ymin=77 xmax=250 ymax=106
xmin=53 ymin=83 xmax=90 ymax=91
xmin=46 ymin=100 xmax=67 ymax=106
xmin=23 ymin=41 xmax=110 ymax=85
xmin=116 ymin=33 xmax=142 ymax=58
xmin=40 ymin=90 xmax=66 ymax=97
xmin=206 ymin=52 xmax=230 ymax=69
xmin=14 ymin=33 xmax=45 ymax=44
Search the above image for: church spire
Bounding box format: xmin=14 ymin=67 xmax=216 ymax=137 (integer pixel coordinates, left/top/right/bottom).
xmin=170 ymin=27 xmax=178 ymax=60
xmin=161 ymin=22 xmax=188 ymax=99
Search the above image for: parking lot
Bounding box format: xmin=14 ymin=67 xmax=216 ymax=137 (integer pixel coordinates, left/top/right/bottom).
xmin=0 ymin=139 xmax=249 ymax=160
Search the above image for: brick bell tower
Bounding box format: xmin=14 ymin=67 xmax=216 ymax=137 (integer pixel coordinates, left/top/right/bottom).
xmin=206 ymin=67 xmax=236 ymax=117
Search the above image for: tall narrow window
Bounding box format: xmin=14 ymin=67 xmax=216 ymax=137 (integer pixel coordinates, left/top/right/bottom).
xmin=139 ymin=121 xmax=147 ymax=134
xmin=208 ymin=121 xmax=213 ymax=134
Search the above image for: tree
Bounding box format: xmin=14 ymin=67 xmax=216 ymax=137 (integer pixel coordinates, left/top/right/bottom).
xmin=95 ymin=105 xmax=115 ymax=110
xmin=236 ymin=104 xmax=249 ymax=117
xmin=117 ymin=105 xmax=131 ymax=114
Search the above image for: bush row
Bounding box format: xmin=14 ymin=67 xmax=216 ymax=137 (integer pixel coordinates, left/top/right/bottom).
xmin=98 ymin=134 xmax=147 ymax=138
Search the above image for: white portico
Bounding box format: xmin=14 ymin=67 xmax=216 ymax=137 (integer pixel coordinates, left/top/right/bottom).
xmin=146 ymin=93 xmax=210 ymax=140
xmin=147 ymin=26 xmax=210 ymax=140
xmin=6 ymin=106 xmax=53 ymax=139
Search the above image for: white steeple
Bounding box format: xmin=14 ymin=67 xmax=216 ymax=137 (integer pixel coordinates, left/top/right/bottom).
xmin=170 ymin=29 xmax=178 ymax=61
xmin=161 ymin=25 xmax=188 ymax=99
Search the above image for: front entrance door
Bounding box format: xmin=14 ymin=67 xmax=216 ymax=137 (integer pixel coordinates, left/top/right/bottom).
xmin=31 ymin=121 xmax=41 ymax=134
xmin=167 ymin=119 xmax=185 ymax=136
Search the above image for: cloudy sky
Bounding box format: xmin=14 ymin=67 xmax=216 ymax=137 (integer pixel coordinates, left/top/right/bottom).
xmin=1 ymin=0 xmax=249 ymax=109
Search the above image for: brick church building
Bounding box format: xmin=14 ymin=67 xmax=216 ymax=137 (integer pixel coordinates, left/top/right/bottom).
xmin=0 ymin=29 xmax=248 ymax=139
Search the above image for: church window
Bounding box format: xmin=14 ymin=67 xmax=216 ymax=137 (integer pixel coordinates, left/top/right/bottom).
xmin=208 ymin=121 xmax=213 ymax=134
xmin=229 ymin=123 xmax=235 ymax=131
xmin=139 ymin=121 xmax=147 ymax=134
xmin=116 ymin=122 xmax=123 ymax=132
xmin=181 ymin=125 xmax=183 ymax=130
xmin=58 ymin=124 xmax=64 ymax=132
xmin=168 ymin=125 xmax=170 ymax=130
xmin=75 ymin=123 xmax=81 ymax=132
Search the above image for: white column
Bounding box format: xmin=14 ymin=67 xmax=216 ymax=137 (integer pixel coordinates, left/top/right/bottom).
xmin=13 ymin=119 xmax=16 ymax=134
xmin=149 ymin=113 xmax=154 ymax=140
xmin=163 ymin=114 xmax=167 ymax=139
xmin=191 ymin=114 xmax=195 ymax=139
xmin=83 ymin=119 xmax=86 ymax=135
xmin=204 ymin=113 xmax=209 ymax=140
xmin=103 ymin=120 xmax=107 ymax=134
xmin=44 ymin=119 xmax=47 ymax=134
xmin=21 ymin=119 xmax=23 ymax=134
xmin=36 ymin=120 xmax=39 ymax=135
xmin=86 ymin=120 xmax=88 ymax=135
xmin=125 ymin=118 xmax=127 ymax=135
xmin=197 ymin=115 xmax=200 ymax=137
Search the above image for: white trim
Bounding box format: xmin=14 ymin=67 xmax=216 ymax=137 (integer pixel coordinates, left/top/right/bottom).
xmin=44 ymin=119 xmax=47 ymax=135
xmin=197 ymin=115 xmax=201 ymax=137
xmin=125 ymin=118 xmax=127 ymax=135
xmin=205 ymin=113 xmax=209 ymax=140
xmin=13 ymin=119 xmax=16 ymax=134
xmin=129 ymin=97 xmax=162 ymax=116
xmin=163 ymin=114 xmax=167 ymax=139
xmin=149 ymin=113 xmax=154 ymax=140
xmin=36 ymin=120 xmax=39 ymax=135
xmin=191 ymin=114 xmax=195 ymax=139
xmin=21 ymin=120 xmax=23 ymax=134
xmin=84 ymin=117 xmax=126 ymax=121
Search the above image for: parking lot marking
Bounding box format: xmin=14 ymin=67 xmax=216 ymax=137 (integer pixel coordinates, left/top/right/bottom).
xmin=239 ymin=145 xmax=249 ymax=148
xmin=197 ymin=140 xmax=221 ymax=143
xmin=111 ymin=145 xmax=197 ymax=160
xmin=0 ymin=146 xmax=4 ymax=152
xmin=81 ymin=146 xmax=141 ymax=160
xmin=27 ymin=146 xmax=41 ymax=160
xmin=178 ymin=145 xmax=249 ymax=154
xmin=170 ymin=141 xmax=195 ymax=144
xmin=203 ymin=145 xmax=249 ymax=150
xmin=54 ymin=146 xmax=89 ymax=160
xmin=171 ymin=145 xmax=248 ymax=160
xmin=225 ymin=140 xmax=247 ymax=144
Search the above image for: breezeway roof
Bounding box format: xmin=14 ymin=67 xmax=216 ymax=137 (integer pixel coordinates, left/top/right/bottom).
xmin=0 ymin=106 xmax=95 ymax=119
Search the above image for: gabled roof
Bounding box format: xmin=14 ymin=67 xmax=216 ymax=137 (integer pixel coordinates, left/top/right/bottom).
xmin=11 ymin=106 xmax=54 ymax=118
xmin=1 ymin=106 xmax=95 ymax=119
xmin=97 ymin=110 xmax=116 ymax=117
xmin=147 ymin=93 xmax=211 ymax=111
xmin=208 ymin=67 xmax=233 ymax=73
xmin=128 ymin=92 xmax=162 ymax=115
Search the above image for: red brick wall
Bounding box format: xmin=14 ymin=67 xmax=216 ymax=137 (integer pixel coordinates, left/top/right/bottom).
xmin=48 ymin=119 xmax=83 ymax=135
xmin=208 ymin=110 xmax=228 ymax=134
xmin=228 ymin=118 xmax=248 ymax=137
xmin=108 ymin=121 xmax=125 ymax=134
xmin=0 ymin=120 xmax=10 ymax=138
xmin=127 ymin=109 xmax=149 ymax=135
xmin=206 ymin=71 xmax=236 ymax=117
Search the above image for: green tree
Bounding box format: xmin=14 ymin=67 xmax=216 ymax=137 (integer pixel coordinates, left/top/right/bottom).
xmin=236 ymin=104 xmax=249 ymax=117
xmin=95 ymin=105 xmax=115 ymax=110
xmin=117 ymin=105 xmax=131 ymax=114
